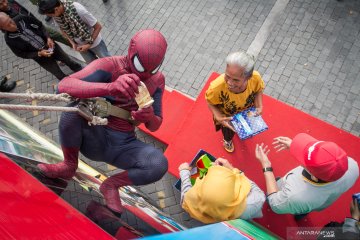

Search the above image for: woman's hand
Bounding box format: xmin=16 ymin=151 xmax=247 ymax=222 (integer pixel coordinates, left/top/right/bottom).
xmin=214 ymin=158 xmax=234 ymax=170
xmin=255 ymin=143 xmax=271 ymax=168
xmin=179 ymin=162 xmax=191 ymax=171
xmin=215 ymin=115 xmax=236 ymax=132
xmin=273 ymin=136 xmax=292 ymax=152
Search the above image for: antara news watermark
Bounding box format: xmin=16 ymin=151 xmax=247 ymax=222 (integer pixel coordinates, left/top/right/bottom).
xmin=287 ymin=227 xmax=336 ymax=239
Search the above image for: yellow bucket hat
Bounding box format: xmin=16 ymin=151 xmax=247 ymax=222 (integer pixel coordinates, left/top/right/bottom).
xmin=182 ymin=165 xmax=251 ymax=223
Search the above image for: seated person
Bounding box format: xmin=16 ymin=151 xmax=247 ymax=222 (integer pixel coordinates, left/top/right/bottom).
xmin=205 ymin=51 xmax=264 ymax=153
xmin=179 ymin=158 xmax=265 ymax=223
xmin=255 ymin=133 xmax=359 ymax=219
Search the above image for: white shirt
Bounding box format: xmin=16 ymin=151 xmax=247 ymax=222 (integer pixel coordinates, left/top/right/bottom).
xmin=72 ymin=2 xmax=102 ymax=48
xmin=268 ymin=157 xmax=359 ymax=214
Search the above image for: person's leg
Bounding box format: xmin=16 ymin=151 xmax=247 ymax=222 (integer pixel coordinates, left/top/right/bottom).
xmin=89 ymin=40 xmax=111 ymax=58
xmin=80 ymin=50 xmax=98 ymax=64
xmin=46 ymin=27 xmax=71 ymax=47
xmin=52 ymin=43 xmax=82 ymax=73
xmin=221 ymin=126 xmax=235 ymax=152
xmin=34 ymin=57 xmax=67 ymax=80
xmin=222 ymin=126 xmax=235 ymax=142
xmin=106 ymin=136 xmax=168 ymax=186
xmin=38 ymin=111 xmax=82 ymax=179
xmin=38 ymin=105 xmax=106 ymax=179
xmin=98 ymin=130 xmax=168 ymax=212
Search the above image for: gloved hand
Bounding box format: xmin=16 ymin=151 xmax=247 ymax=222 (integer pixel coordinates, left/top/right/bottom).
xmin=109 ymin=74 xmax=140 ymax=99
xmin=131 ymin=106 xmax=155 ymax=123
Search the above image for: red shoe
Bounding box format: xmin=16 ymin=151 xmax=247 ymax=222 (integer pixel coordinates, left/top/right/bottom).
xmin=38 ymin=146 xmax=79 ymax=179
xmin=38 ymin=162 xmax=76 ymax=180
xmin=86 ymin=201 xmax=118 ymax=223
xmin=99 ymin=171 xmax=132 ymax=213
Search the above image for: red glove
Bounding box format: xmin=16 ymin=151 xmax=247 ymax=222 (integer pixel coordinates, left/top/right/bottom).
xmin=131 ymin=106 xmax=155 ymax=123
xmin=109 ymin=74 xmax=140 ymax=99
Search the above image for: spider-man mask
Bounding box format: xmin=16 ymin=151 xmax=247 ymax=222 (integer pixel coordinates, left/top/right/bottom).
xmin=128 ymin=29 xmax=167 ymax=80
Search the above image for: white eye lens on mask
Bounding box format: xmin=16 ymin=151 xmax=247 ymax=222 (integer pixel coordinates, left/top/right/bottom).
xmin=133 ymin=55 xmax=145 ymax=73
xmin=151 ymin=64 xmax=162 ymax=74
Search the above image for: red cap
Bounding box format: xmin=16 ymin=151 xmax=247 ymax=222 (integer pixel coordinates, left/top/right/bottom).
xmin=290 ymin=133 xmax=348 ymax=182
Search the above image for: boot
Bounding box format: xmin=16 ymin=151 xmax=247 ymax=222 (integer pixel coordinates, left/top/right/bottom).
xmin=0 ymin=76 xmax=8 ymax=86
xmin=99 ymin=171 xmax=133 ymax=213
xmin=86 ymin=201 xmax=119 ymax=223
xmin=38 ymin=146 xmax=79 ymax=179
xmin=0 ymin=81 xmax=16 ymax=92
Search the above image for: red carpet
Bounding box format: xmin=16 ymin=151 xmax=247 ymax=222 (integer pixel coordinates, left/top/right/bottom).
xmin=139 ymin=72 xmax=360 ymax=239
xmin=139 ymin=89 xmax=194 ymax=144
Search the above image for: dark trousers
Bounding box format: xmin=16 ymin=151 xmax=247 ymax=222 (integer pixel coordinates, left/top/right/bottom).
xmin=215 ymin=123 xmax=235 ymax=142
xmin=222 ymin=126 xmax=235 ymax=142
xmin=59 ymin=107 xmax=168 ymax=185
xmin=34 ymin=43 xmax=82 ymax=80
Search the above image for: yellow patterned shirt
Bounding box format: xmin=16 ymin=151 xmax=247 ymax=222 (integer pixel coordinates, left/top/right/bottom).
xmin=205 ymin=71 xmax=265 ymax=116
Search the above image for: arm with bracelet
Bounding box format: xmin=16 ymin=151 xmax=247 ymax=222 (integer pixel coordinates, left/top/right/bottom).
xmin=255 ymin=144 xmax=278 ymax=195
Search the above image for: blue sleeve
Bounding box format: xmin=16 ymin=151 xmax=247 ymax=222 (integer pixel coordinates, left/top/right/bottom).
xmin=152 ymin=88 xmax=163 ymax=118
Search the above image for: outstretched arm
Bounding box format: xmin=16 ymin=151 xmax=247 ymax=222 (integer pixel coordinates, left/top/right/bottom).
xmin=58 ymin=58 xmax=140 ymax=99
xmin=255 ymin=143 xmax=278 ymax=195
xmin=273 ymin=136 xmax=292 ymax=152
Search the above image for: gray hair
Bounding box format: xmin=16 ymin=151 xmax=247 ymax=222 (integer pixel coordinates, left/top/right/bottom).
xmin=226 ymin=51 xmax=255 ymax=78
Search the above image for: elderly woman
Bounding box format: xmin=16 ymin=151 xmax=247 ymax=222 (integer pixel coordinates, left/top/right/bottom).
xmin=179 ymin=158 xmax=265 ymax=223
xmin=205 ymin=51 xmax=265 ymax=152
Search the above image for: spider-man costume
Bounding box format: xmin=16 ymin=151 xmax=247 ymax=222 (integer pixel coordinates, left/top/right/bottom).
xmin=38 ymin=29 xmax=168 ymax=213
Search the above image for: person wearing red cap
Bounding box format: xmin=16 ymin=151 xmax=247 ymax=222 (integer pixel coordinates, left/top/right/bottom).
xmin=255 ymin=133 xmax=359 ymax=219
xmin=37 ymin=29 xmax=168 ymax=214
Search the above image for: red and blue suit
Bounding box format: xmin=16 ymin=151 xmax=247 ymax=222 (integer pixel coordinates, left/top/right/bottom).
xmin=38 ymin=29 xmax=168 ymax=213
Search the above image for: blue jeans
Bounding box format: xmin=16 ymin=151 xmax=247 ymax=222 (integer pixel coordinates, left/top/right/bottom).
xmin=80 ymin=40 xmax=111 ymax=63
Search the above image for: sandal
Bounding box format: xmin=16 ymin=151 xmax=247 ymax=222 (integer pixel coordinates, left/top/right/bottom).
xmin=223 ymin=139 xmax=234 ymax=153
